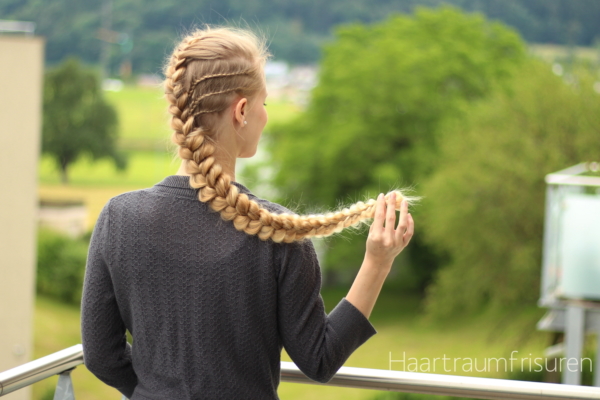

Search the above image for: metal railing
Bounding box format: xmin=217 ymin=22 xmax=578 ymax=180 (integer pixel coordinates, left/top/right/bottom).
xmin=0 ymin=345 xmax=82 ymax=397
xmin=281 ymin=362 xmax=600 ymax=399
xmin=2 ymin=345 xmax=600 ymax=399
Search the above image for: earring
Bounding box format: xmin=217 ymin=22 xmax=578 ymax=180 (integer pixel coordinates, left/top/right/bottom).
xmin=244 ymin=121 xmax=248 ymax=125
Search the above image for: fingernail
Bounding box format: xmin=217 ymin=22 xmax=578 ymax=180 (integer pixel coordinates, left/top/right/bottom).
xmin=378 ymin=193 xmax=384 ymax=199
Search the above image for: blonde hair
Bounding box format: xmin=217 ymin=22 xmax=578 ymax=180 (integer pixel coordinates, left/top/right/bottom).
xmin=164 ymin=26 xmax=417 ymax=243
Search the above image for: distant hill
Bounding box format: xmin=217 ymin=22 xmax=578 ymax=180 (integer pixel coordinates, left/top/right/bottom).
xmin=1 ymin=0 xmax=599 ymax=73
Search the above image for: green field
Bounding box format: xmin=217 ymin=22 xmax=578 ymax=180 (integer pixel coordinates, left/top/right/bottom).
xmin=41 ymin=85 xmax=301 ymax=186
xmin=103 ymin=86 xmax=301 ymax=150
xmin=32 ymin=291 xmax=550 ymax=400
xmin=39 ymin=150 xmax=179 ymax=188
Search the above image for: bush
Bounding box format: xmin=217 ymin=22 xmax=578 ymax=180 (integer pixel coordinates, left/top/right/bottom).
xmin=422 ymin=61 xmax=600 ymax=318
xmin=37 ymin=228 xmax=89 ymax=305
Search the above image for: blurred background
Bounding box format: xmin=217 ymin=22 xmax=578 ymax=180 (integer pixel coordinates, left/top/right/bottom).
xmin=1 ymin=0 xmax=600 ymax=399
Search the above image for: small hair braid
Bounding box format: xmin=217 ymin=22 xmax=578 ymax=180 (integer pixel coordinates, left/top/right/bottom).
xmin=187 ymin=87 xmax=246 ymax=116
xmin=165 ymin=28 xmax=417 ymax=243
xmin=187 ymin=71 xmax=250 ymax=99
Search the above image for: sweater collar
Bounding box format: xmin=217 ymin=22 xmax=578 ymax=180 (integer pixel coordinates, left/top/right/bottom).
xmin=153 ymin=175 xmax=252 ymax=199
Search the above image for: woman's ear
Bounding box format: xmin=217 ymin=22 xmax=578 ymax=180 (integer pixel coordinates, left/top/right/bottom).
xmin=233 ymin=97 xmax=248 ymax=127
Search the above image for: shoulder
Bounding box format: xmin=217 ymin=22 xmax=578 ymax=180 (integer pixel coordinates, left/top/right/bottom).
xmin=94 ymin=188 xmax=158 ymax=232
xmin=109 ymin=188 xmax=153 ymax=204
xmin=232 ymin=182 xmax=316 ymax=250
xmin=101 ymin=187 xmax=157 ymax=212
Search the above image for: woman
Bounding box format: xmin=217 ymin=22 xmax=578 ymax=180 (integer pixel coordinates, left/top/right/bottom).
xmin=81 ymin=26 xmax=415 ymax=400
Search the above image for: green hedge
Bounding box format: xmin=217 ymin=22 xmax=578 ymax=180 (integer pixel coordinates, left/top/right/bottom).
xmin=36 ymin=228 xmax=89 ymax=305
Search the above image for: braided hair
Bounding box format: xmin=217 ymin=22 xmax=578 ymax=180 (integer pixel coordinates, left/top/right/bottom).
xmin=164 ymin=27 xmax=417 ymax=243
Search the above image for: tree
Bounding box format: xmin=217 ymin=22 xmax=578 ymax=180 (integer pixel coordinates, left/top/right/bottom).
xmin=2 ymin=0 xmax=600 ymax=72
xmin=42 ymin=58 xmax=126 ymax=184
xmin=268 ymin=7 xmax=525 ymax=289
xmin=421 ymin=60 xmax=600 ymax=317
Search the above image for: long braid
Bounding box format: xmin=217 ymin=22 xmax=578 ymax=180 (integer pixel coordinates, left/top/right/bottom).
xmin=165 ymin=28 xmax=417 ymax=243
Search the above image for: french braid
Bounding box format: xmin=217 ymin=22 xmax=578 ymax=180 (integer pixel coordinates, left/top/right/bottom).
xmin=164 ymin=27 xmax=417 ymax=243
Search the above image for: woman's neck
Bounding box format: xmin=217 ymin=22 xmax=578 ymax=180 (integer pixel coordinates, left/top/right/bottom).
xmin=176 ymin=121 xmax=240 ymax=182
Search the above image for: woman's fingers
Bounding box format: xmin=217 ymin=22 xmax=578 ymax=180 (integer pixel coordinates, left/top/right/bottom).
xmin=395 ymin=199 xmax=409 ymax=242
xmin=385 ymin=192 xmax=397 ymax=237
xmin=403 ymin=213 xmax=414 ymax=245
xmin=371 ymin=193 xmax=386 ymax=233
xmin=366 ymin=194 xmax=415 ymax=266
xmin=371 ymin=193 xmax=414 ymax=248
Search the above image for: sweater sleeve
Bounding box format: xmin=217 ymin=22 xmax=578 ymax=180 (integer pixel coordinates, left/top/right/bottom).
xmin=81 ymin=202 xmax=138 ymax=398
xmin=277 ymin=239 xmax=377 ymax=383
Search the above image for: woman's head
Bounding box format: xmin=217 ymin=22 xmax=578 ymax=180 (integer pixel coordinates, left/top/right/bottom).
xmin=164 ymin=26 xmax=416 ymax=243
xmin=164 ymin=27 xmax=268 ymax=143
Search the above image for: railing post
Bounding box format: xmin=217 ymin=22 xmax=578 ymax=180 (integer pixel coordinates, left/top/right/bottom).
xmin=52 ymin=369 xmax=75 ymax=400
xmin=564 ymin=304 xmax=585 ymax=385
xmin=595 ymin=332 xmax=600 ymax=387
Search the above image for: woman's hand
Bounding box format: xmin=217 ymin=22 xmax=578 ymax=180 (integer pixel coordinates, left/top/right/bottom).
xmin=365 ymin=192 xmax=414 ymax=270
xmin=346 ymin=192 xmax=414 ymax=319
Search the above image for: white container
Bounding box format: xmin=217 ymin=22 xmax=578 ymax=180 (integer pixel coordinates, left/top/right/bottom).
xmin=558 ymin=193 xmax=600 ymax=300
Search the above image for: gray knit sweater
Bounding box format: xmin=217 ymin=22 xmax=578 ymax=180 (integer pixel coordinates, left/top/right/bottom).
xmin=81 ymin=175 xmax=376 ymax=399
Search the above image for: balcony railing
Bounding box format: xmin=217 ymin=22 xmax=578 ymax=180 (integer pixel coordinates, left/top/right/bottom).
xmin=2 ymin=345 xmax=600 ymax=400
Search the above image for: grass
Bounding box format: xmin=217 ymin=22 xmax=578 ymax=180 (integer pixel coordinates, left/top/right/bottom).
xmin=103 ymin=85 xmax=302 ymax=151
xmin=104 ymin=86 xmax=171 ymax=151
xmin=32 ymin=291 xmax=551 ymax=400
xmin=39 ymin=151 xmax=180 ymax=188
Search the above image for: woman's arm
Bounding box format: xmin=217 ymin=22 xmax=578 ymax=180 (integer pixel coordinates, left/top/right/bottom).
xmin=276 ymin=193 xmax=413 ymax=383
xmin=276 ymin=238 xmax=377 ymax=383
xmin=346 ymin=192 xmax=414 ymax=318
xmin=81 ymin=203 xmax=138 ymax=398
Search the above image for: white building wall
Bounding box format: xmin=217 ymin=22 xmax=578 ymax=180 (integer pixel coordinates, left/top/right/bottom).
xmin=0 ymin=35 xmax=44 ymax=400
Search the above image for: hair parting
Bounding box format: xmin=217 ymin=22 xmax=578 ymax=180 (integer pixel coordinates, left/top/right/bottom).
xmin=164 ymin=26 xmax=418 ymax=243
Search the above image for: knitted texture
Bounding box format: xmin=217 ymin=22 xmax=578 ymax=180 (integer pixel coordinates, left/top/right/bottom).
xmin=81 ymin=175 xmax=376 ymax=399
